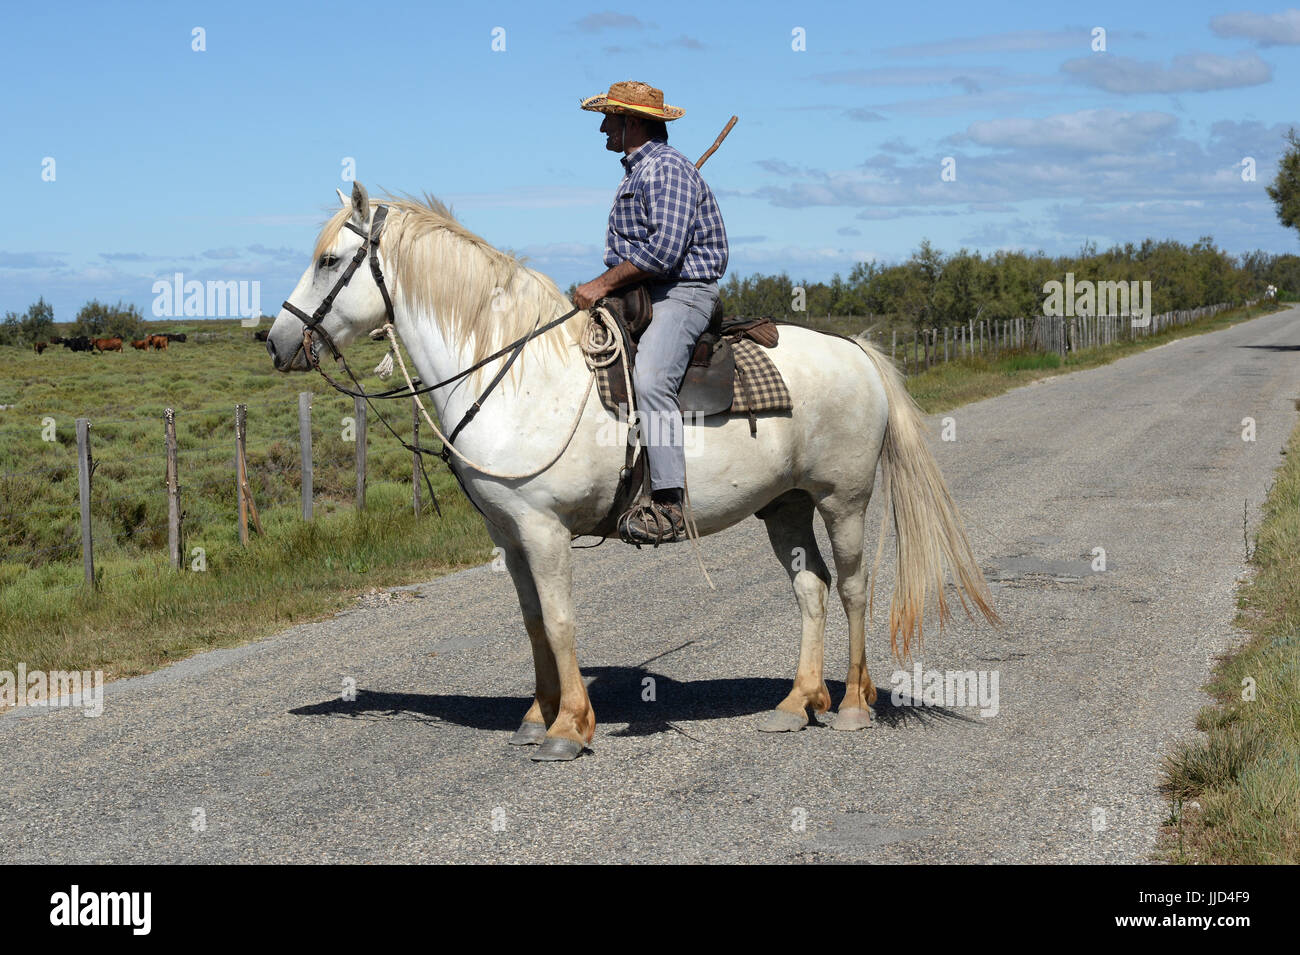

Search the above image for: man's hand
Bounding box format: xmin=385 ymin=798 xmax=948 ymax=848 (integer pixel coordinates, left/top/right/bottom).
xmin=573 ymin=277 xmax=609 ymax=311
xmin=574 ymin=261 xmax=658 ymax=310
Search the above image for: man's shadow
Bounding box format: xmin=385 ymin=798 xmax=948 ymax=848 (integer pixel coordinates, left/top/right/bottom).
xmin=290 ymin=665 xmax=977 ymax=735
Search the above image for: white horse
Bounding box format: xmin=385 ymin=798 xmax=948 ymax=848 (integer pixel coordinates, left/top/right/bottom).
xmin=267 ymin=183 xmax=997 ymax=761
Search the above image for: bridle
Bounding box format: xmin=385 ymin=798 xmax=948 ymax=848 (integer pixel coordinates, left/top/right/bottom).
xmin=282 ymin=204 xmax=396 ymax=368
xmin=278 ymin=201 xmax=581 ymax=517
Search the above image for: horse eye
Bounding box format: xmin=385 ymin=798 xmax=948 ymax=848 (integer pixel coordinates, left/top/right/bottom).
xmin=318 ymin=254 xmax=339 ymax=270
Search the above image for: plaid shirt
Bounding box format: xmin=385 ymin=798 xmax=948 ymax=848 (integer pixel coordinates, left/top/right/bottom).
xmin=604 ymin=137 xmax=728 ymax=280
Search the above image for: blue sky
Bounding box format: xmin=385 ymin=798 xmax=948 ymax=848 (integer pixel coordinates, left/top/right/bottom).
xmin=3 ymin=0 xmax=1299 ymax=321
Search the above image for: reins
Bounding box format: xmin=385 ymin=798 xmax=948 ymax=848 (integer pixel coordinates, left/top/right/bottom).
xmin=281 ymin=203 xmax=596 ymax=513
xmin=281 ymin=198 xmax=715 ymax=585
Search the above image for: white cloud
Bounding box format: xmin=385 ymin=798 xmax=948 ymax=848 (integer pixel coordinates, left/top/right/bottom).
xmin=815 ymin=66 xmax=1043 ymax=89
xmin=1061 ymin=52 xmax=1272 ymax=93
xmin=1210 ymin=9 xmax=1300 ymax=46
xmin=884 ymin=29 xmax=1094 ymax=58
xmin=955 ymin=109 xmax=1178 ymax=153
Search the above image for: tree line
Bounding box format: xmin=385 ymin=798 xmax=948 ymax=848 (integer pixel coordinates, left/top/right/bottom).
xmin=6 ymin=240 xmax=1298 ymax=349
xmin=717 ymin=239 xmax=1300 ymax=327
xmin=0 ymin=299 xmax=145 ymax=346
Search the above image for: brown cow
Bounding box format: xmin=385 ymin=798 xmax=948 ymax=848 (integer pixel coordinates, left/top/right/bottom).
xmin=33 ymin=341 xmax=48 ymax=354
xmin=131 ymin=339 xmax=149 ymax=350
xmin=93 ymin=337 xmax=123 ymax=352
xmin=148 ymin=335 xmax=169 ymax=350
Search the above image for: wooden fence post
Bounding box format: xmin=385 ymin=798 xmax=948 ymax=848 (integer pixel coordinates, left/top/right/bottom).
xmin=165 ymin=408 xmax=181 ymax=570
xmin=236 ymin=404 xmax=249 ymax=546
xmin=944 ymin=326 xmax=950 ymax=362
xmin=354 ymin=395 xmax=367 ymax=511
xmin=299 ymin=392 xmax=313 ymax=521
xmin=412 ymin=397 xmax=422 ymax=516
xmin=76 ymin=417 xmax=94 ymax=587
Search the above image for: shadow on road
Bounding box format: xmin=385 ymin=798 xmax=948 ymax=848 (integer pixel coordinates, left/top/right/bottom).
xmin=1235 ymin=343 xmax=1300 ymax=351
xmin=290 ymin=666 xmax=980 ymax=734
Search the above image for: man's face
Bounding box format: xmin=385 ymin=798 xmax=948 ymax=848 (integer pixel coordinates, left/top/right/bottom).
xmin=600 ymin=112 xmax=626 ymax=153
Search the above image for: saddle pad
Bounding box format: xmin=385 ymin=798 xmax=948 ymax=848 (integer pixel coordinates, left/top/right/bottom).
xmin=594 ymin=337 xmax=791 ymax=418
xmin=729 ymin=338 xmax=791 ymax=415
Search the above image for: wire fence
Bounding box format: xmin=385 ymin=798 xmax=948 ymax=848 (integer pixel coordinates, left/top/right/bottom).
xmin=1 ymin=390 xmax=432 ymax=587
xmin=859 ymin=301 xmax=1251 ymax=376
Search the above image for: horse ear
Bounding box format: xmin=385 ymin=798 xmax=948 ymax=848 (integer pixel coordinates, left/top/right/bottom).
xmin=336 ymin=187 xmax=349 ymax=208
xmin=350 ymin=182 xmax=371 ymax=225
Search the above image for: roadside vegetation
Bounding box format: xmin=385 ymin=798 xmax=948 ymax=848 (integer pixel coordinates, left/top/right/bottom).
xmin=1158 ymin=416 xmax=1300 ymax=864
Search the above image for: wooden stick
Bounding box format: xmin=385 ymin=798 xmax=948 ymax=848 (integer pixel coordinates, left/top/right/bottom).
xmin=299 ymin=392 xmax=313 ymax=522
xmin=354 ymin=396 xmax=367 ymax=512
xmin=236 ymin=404 xmax=249 ymax=546
xmin=76 ymin=418 xmax=94 ymax=587
xmin=165 ymin=408 xmax=181 ymax=569
xmin=696 ymin=116 xmax=738 ymax=170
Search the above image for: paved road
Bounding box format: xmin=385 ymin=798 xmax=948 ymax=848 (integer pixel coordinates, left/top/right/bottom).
xmin=4 ymin=307 xmax=1298 ymax=863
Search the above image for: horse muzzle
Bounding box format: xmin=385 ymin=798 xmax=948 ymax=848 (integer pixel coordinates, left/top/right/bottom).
xmin=266 ymin=333 xmax=314 ymax=372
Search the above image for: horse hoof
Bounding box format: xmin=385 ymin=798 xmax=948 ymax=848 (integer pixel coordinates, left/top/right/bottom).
xmin=756 ymin=708 xmax=808 ymax=733
xmin=831 ymin=706 xmax=874 ymax=732
xmin=530 ymin=737 xmax=585 ymax=761
xmin=507 ymin=720 xmax=547 ymax=746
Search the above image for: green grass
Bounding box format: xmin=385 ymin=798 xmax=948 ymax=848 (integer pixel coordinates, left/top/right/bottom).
xmin=1158 ymin=417 xmax=1300 ymax=864
xmin=0 ymin=483 xmax=489 ymax=681
xmin=0 ymin=320 xmax=492 ymax=682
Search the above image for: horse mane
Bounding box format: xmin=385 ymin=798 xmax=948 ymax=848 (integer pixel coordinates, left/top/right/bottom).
xmin=312 ymin=194 xmax=581 ymax=367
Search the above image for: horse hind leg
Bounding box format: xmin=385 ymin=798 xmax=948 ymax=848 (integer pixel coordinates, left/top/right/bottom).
xmin=819 ymin=498 xmax=876 ymax=731
xmin=757 ymin=492 xmax=833 ymax=733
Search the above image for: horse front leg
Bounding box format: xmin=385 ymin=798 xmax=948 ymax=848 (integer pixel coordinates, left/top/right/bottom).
xmin=497 ymin=541 xmax=559 ymax=746
xmin=520 ymin=518 xmax=594 ymax=761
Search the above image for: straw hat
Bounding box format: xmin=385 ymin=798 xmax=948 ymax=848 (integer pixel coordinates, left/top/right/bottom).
xmin=580 ymin=80 xmax=684 ymax=121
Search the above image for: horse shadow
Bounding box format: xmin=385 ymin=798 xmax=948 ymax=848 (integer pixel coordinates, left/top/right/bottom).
xmin=289 ymin=666 xmax=979 ymax=735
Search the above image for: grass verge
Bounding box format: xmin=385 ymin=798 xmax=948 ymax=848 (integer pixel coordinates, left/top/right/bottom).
xmin=889 ymin=301 xmax=1287 ymax=414
xmin=0 ymin=480 xmax=491 ymax=684
xmin=1157 ymin=416 xmax=1300 ymax=863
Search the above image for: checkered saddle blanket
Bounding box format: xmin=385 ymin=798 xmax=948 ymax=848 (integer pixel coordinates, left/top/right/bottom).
xmin=593 ymin=318 xmax=792 ymax=431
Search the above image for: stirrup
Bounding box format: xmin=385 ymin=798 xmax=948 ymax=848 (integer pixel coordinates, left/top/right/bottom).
xmin=617 ymin=497 xmax=687 ymax=547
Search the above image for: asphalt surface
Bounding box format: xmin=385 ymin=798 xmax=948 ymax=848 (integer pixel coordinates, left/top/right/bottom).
xmin=4 ymin=307 xmax=1298 ymax=863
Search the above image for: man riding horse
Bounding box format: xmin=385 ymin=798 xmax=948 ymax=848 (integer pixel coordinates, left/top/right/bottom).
xmin=572 ymin=81 xmax=729 ymax=547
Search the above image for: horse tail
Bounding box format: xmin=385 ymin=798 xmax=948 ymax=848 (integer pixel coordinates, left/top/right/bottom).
xmin=854 ymin=336 xmax=1000 ymax=660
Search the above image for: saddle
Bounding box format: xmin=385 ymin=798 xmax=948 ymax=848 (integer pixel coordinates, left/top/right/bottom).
xmin=578 ymin=285 xmax=785 ymax=541
xmin=597 ymin=284 xmax=779 ymax=417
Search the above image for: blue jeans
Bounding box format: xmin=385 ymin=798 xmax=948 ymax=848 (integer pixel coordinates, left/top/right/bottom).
xmin=633 ymin=278 xmax=719 ymax=491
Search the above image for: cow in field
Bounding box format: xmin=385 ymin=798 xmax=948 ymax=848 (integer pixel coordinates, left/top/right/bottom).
xmin=33 ymin=341 xmax=48 ymax=354
xmin=165 ymin=333 xmax=186 ymax=342
xmin=93 ymin=337 xmax=123 ymax=352
xmin=254 ymin=329 xmax=270 ymax=342
xmin=131 ymin=339 xmax=149 ymax=350
xmin=148 ymin=335 xmax=169 ymax=350
xmin=62 ymin=336 xmax=94 ymax=352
